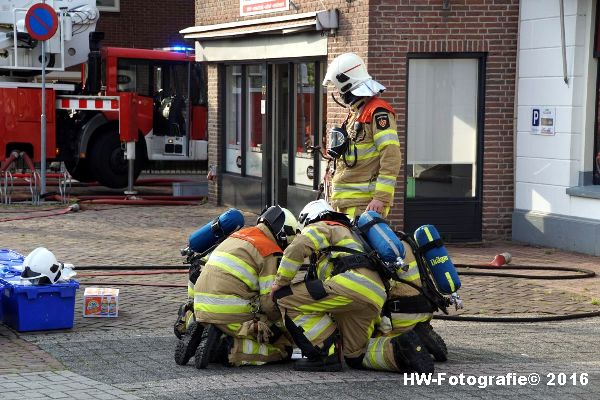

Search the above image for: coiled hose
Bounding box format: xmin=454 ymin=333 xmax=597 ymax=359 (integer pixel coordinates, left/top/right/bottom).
xmin=74 ymin=263 xmax=600 ymax=323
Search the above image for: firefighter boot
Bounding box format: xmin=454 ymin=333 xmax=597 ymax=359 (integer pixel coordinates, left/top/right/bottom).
xmin=173 ymin=301 xmax=194 ymax=339
xmin=391 ymin=331 xmax=434 ymax=374
xmin=294 ymin=341 xmax=343 ymax=372
xmin=294 ymin=353 xmax=343 ymax=372
xmin=211 ymin=335 xmax=233 ymax=366
xmin=174 ymin=321 xmax=204 ymax=366
xmin=194 ymin=324 xmax=222 ymax=369
xmin=413 ymin=321 xmax=448 ymax=362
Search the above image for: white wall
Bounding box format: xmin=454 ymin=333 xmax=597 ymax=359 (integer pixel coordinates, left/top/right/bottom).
xmin=515 ymin=0 xmax=598 ymax=220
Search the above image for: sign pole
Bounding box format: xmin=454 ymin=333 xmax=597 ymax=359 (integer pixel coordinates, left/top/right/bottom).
xmin=25 ymin=1 xmax=59 ymax=203
xmin=41 ymin=39 xmax=47 ymax=200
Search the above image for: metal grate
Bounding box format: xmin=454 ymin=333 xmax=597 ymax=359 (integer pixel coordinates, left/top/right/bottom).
xmin=143 ymin=160 xmax=208 ymax=175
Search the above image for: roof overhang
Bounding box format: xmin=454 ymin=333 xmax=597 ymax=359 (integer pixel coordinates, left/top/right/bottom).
xmin=181 ymin=10 xmax=338 ymax=62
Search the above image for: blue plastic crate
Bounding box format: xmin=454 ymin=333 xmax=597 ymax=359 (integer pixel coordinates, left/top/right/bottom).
xmin=1 ymin=279 xmax=80 ymax=332
xmin=0 ymin=249 xmax=25 ymax=323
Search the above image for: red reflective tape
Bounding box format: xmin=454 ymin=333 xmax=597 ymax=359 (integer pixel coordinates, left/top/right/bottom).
xmin=111 ymin=99 xmax=119 ymax=109
xmin=61 ymin=99 xmax=69 ymax=108
xmin=95 ymin=99 xmax=103 ymax=109
xmin=79 ymin=99 xmax=86 ymax=109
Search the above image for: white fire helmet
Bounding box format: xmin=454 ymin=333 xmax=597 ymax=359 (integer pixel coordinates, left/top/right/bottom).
xmin=298 ymin=199 xmax=334 ymax=230
xmin=20 ymin=247 xmax=64 ymax=284
xmin=322 ymin=53 xmax=386 ymax=101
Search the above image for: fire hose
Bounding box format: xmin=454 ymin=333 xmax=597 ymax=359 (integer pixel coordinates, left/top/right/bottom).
xmin=73 ymin=263 xmax=600 ymax=322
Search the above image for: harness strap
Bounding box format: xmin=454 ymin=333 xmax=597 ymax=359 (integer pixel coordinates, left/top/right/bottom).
xmin=417 ymin=239 xmax=444 ymax=254
xmin=357 ymin=216 xmax=387 ymax=234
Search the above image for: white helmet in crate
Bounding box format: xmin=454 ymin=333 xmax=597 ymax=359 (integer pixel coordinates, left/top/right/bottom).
xmin=21 ymin=247 xmax=64 ymax=284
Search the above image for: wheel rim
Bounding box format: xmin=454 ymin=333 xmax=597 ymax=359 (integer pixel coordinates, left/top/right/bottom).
xmin=109 ymin=145 xmax=127 ymax=175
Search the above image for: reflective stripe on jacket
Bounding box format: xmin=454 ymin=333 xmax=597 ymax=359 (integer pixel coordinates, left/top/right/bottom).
xmin=276 ymin=221 xmax=386 ymax=308
xmin=194 ymin=224 xmax=281 ymax=324
xmin=330 ymin=96 xmax=401 ymax=216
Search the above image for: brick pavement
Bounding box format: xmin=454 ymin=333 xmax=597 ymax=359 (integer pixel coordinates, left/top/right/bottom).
xmin=2 ymin=202 xmax=600 ymax=399
xmin=0 ymin=370 xmax=140 ymax=400
xmin=0 ymin=325 xmax=63 ymax=374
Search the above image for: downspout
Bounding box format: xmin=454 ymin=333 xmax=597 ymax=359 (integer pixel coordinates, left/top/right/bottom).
xmin=560 ymin=0 xmax=569 ymax=84
xmin=512 ymin=0 xmax=523 ymax=240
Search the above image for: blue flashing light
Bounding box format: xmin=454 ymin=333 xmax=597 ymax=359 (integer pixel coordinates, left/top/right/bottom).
xmin=164 ymin=45 xmax=194 ymax=53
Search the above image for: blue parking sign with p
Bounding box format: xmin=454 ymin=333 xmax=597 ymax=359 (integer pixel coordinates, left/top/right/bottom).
xmin=532 ymin=109 xmax=540 ymax=127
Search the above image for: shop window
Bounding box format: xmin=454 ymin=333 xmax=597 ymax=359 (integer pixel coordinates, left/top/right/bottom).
xmin=245 ymin=65 xmax=265 ymax=177
xmin=294 ymin=63 xmax=315 ymax=186
xmin=225 ymin=65 xmax=242 ymax=173
xmin=407 ymin=58 xmax=479 ymax=198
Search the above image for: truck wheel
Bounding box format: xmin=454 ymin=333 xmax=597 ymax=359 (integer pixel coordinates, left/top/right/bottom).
xmin=64 ymin=159 xmax=94 ymax=183
xmin=89 ymin=131 xmax=143 ymax=189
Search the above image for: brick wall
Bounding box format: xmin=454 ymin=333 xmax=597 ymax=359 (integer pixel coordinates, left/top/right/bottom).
xmin=367 ymin=0 xmax=518 ymax=240
xmin=207 ymin=65 xmax=221 ymax=205
xmin=196 ymin=0 xmax=518 ymax=240
xmin=97 ymin=0 xmax=194 ymax=49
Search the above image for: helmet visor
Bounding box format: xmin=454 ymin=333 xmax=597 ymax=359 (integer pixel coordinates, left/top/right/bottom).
xmin=21 ymin=266 xmax=42 ymax=279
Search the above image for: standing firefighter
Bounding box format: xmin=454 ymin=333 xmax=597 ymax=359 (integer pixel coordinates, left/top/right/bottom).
xmin=175 ymin=206 xmax=299 ymax=368
xmin=271 ymin=200 xmax=432 ymax=373
xmin=322 ymin=53 xmax=401 ymax=219
xmin=323 ymin=53 xmax=447 ymax=362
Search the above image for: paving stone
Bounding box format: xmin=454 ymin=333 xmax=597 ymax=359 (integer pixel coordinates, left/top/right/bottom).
xmin=2 ymin=203 xmax=600 ymax=399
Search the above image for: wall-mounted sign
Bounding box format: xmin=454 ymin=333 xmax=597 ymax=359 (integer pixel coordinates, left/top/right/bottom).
xmin=306 ymin=165 xmax=314 ymax=180
xmin=531 ymin=107 xmax=556 ymax=136
xmin=240 ymin=0 xmax=289 ymax=17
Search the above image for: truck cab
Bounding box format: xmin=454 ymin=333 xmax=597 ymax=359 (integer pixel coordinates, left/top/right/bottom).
xmin=61 ymin=46 xmax=208 ymax=188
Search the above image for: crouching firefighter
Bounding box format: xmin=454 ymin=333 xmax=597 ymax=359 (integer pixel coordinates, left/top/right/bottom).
xmin=356 ymin=211 xmax=448 ymax=365
xmin=175 ymin=206 xmax=299 ymax=368
xmin=384 ymin=240 xmax=448 ymax=363
xmin=271 ymin=200 xmax=432 ymax=373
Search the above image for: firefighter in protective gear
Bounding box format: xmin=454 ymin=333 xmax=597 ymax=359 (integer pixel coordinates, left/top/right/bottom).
xmin=322 ymin=53 xmax=401 ymax=219
xmin=271 ymin=200 xmax=431 ymax=373
xmin=324 ymin=53 xmax=440 ymax=360
xmin=364 ymin=240 xmax=447 ymax=369
xmin=175 ymin=206 xmax=298 ymax=368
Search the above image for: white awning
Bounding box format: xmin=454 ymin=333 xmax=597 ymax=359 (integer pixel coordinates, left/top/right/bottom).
xmin=181 ymin=11 xmax=332 ymax=62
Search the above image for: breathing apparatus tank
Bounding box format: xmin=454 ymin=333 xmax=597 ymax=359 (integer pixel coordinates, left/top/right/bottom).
xmin=357 ymin=211 xmax=405 ymax=263
xmin=356 ymin=211 xmax=407 ymax=281
xmin=413 ymin=225 xmax=461 ymax=295
xmin=187 ymin=208 xmax=245 ymax=253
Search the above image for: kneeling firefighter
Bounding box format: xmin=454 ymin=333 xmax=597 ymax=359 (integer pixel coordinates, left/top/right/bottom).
xmin=176 ymin=206 xmax=299 ymax=368
xmin=271 ymin=200 xmax=432 ymax=373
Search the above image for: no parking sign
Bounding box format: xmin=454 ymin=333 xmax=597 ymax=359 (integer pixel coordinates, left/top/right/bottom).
xmin=25 ymin=3 xmax=59 ymax=41
xmin=24 ymin=2 xmax=59 ymax=198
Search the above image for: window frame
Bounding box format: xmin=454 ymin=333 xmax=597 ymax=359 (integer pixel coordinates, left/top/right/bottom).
xmin=97 ymin=0 xmax=120 ymax=13
xmin=405 ymin=52 xmax=486 ymax=201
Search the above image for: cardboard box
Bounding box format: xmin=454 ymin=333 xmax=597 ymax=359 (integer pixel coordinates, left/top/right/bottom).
xmin=83 ymin=287 xmax=119 ymax=318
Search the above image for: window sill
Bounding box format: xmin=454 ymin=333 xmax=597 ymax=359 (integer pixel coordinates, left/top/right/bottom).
xmin=566 ymin=185 xmax=600 ymax=200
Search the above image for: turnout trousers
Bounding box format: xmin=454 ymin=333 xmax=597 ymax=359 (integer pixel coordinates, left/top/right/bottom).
xmin=276 ymin=279 xmax=381 ymax=360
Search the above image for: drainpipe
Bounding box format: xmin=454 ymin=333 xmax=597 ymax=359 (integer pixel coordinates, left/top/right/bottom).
xmin=560 ymin=0 xmax=569 ymax=85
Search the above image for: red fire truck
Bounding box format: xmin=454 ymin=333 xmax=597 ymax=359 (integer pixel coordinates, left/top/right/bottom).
xmin=0 ymin=1 xmax=207 ymax=188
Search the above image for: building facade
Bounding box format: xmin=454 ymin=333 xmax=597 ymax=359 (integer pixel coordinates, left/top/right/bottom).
xmin=184 ymin=0 xmax=519 ymax=242
xmin=97 ymin=0 xmax=194 ymax=49
xmin=513 ymin=0 xmax=600 ymax=255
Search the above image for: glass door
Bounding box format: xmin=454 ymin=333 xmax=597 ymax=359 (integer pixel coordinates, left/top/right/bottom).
xmin=405 ymin=55 xmax=484 ymax=241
